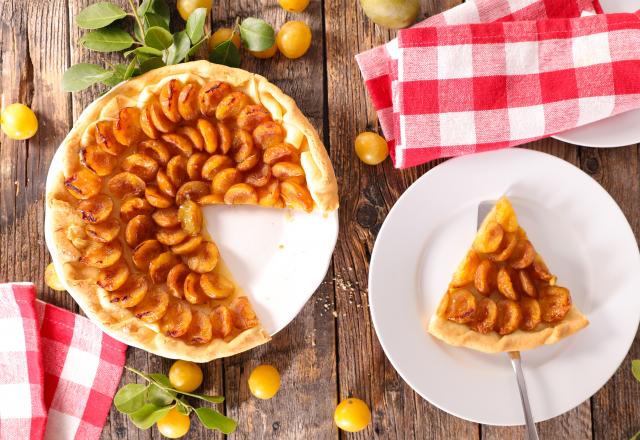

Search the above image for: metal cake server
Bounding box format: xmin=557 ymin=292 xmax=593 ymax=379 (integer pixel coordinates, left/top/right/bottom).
xmin=477 ymin=201 xmax=539 ymax=440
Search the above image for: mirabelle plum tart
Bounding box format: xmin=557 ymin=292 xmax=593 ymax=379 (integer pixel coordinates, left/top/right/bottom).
xmin=428 ymin=197 xmax=588 ymax=353
xmin=45 ymin=61 xmax=338 ymax=362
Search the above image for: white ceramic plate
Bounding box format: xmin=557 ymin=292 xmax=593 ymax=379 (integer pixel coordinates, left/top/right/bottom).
xmin=45 ymin=144 xmax=338 ymax=338
xmin=553 ymin=0 xmax=640 ymax=148
xmin=368 ymin=148 xmax=640 ymax=425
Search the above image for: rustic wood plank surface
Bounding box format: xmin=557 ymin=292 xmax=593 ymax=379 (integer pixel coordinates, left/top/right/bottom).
xmin=0 ymin=0 xmax=638 ymax=439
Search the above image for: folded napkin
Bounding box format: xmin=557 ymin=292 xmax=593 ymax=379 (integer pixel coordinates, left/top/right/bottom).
xmin=394 ymin=11 xmax=640 ymax=167
xmin=355 ymin=0 xmax=603 ymax=165
xmin=0 ymin=283 xmax=127 ymax=440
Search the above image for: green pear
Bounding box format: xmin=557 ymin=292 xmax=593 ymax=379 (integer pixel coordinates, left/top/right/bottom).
xmin=359 ymin=0 xmax=420 ymax=29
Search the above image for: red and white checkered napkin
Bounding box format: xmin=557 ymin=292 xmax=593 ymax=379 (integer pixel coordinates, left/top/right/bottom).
xmin=354 ymin=0 xmax=603 ymax=165
xmin=394 ymin=11 xmax=640 ymax=167
xmin=0 ymin=283 xmax=127 ymax=440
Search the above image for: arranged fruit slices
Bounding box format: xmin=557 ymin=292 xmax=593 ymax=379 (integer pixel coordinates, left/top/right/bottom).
xmin=428 ymin=197 xmax=589 ymax=352
xmin=45 ymin=61 xmax=338 ymax=362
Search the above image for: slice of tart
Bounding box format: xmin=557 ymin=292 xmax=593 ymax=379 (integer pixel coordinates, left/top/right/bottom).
xmin=45 ymin=61 xmax=338 ymax=362
xmin=428 ymin=197 xmax=588 ymax=352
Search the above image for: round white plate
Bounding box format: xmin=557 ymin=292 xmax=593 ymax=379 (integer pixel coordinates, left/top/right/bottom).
xmin=553 ymin=0 xmax=640 ymax=148
xmin=45 ymin=143 xmax=338 ymax=338
xmin=368 ymin=148 xmax=640 ymax=425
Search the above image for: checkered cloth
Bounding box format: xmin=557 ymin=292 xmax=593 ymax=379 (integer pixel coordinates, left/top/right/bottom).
xmin=394 ymin=11 xmax=640 ymax=167
xmin=0 ymin=283 xmax=127 ymax=440
xmin=355 ymin=0 xmax=603 ymax=166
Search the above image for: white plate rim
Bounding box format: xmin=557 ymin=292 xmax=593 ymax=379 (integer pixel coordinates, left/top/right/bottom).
xmin=368 ymin=148 xmax=640 ymax=425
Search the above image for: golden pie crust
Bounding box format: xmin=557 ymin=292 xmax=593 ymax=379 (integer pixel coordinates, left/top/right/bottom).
xmin=428 ymin=197 xmax=588 ymax=353
xmin=45 ymin=61 xmax=338 ymax=362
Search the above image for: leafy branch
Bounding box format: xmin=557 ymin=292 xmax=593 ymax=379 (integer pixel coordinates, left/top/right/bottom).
xmin=114 ymin=366 xmax=236 ymax=434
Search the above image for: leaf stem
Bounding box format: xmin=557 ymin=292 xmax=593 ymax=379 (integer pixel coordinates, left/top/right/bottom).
xmin=126 ymin=0 xmax=145 ymax=42
xmin=124 ymin=366 xmax=224 ymax=403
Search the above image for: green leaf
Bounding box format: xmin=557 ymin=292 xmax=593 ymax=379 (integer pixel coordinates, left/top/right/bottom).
xmin=100 ymin=64 xmax=127 ymax=87
xmin=124 ymin=46 xmax=163 ymax=58
xmin=124 ymin=58 xmax=138 ymax=80
xmin=187 ymin=37 xmax=207 ymax=57
xmin=186 ymin=8 xmax=207 ymax=44
xmin=62 ymin=63 xmax=112 ymax=92
xmin=139 ymin=57 xmax=165 ymax=73
xmin=631 ymin=431 xmax=640 ymax=440
xmin=134 ymin=11 xmax=170 ymax=41
xmin=165 ymin=31 xmax=191 ymax=65
xmin=176 ymin=399 xmax=191 ymax=415
xmin=129 ymin=403 xmax=173 ymax=429
xmin=239 ymin=17 xmax=275 ymax=52
xmin=114 ymin=383 xmax=148 ymax=414
xmin=138 ymin=0 xmax=170 ymax=25
xmin=146 ymin=373 xmax=176 ymax=406
xmin=76 ymin=2 xmax=127 ymax=29
xmin=80 ymin=27 xmax=134 ymax=52
xmin=194 ymin=407 xmax=237 ymax=434
xmin=632 ymin=360 xmax=640 ymax=382
xmin=144 ymin=26 xmax=173 ymax=50
xmin=209 ymin=40 xmax=241 ymax=68
xmin=180 ymin=390 xmax=225 ymax=404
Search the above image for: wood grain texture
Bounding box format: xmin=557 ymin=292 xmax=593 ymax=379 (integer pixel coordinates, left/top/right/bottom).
xmin=1 ymin=0 xmax=639 ymax=438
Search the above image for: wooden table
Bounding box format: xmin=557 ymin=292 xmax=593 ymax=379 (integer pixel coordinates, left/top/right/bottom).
xmin=1 ymin=0 xmax=638 ymax=438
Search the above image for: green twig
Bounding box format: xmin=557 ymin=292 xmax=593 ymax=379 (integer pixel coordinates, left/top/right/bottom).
xmin=126 ymin=0 xmax=145 ymax=42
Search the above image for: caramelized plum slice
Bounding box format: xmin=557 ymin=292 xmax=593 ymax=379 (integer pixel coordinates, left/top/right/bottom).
xmin=113 ymin=107 xmax=142 ymax=146
xmin=145 ymin=185 xmax=174 ymax=208
xmin=263 ymin=143 xmax=298 ymax=165
xmin=211 ymin=305 xmax=234 ymax=338
xmin=519 ymin=270 xmax=537 ymax=298
xmin=215 ymin=92 xmax=249 ymax=120
xmin=539 ymin=286 xmax=571 ymax=323
xmin=80 ymin=144 xmax=118 ymax=176
xmin=121 ymin=153 xmax=159 ymax=182
xmin=231 ymin=129 xmax=255 ymax=163
xmin=149 ymin=251 xmax=180 ymax=284
xmin=510 ymin=240 xmax=536 ymax=269
xmin=108 ymin=172 xmax=145 ymax=198
xmin=120 ymin=196 xmax=153 ymax=221
xmin=133 ymin=285 xmax=170 ymax=323
xmin=230 ymin=297 xmax=259 ymax=330
xmin=85 ymin=218 xmax=121 ymax=243
xmin=444 ymin=289 xmax=477 ymax=324
xmin=184 ymin=272 xmax=207 ymax=304
xmin=224 ymin=183 xmax=258 ymax=205
xmin=217 ymin=121 xmax=231 ymax=154
xmin=162 ymin=133 xmax=193 ymax=157
xmin=184 ymin=310 xmax=213 ymax=345
xmin=495 ymin=197 xmax=518 ymax=232
xmin=177 ymin=126 xmax=205 ymax=151
xmin=451 ymin=250 xmax=481 ymax=288
xmin=178 ymin=83 xmax=200 ymax=121
xmin=77 ymin=194 xmax=113 ymax=224
xmin=488 ymin=232 xmax=518 ymax=262
xmin=167 ymin=263 xmax=190 ymax=298
xmin=166 ymin=155 xmax=189 ymax=188
xmin=149 ymin=101 xmax=175 ymax=133
xmin=156 ymin=226 xmax=189 ymax=246
xmin=125 ymin=214 xmax=156 ymax=247
xmin=237 ymin=104 xmax=272 ymax=132
xmin=80 ymin=240 xmax=122 ymax=268
xmin=200 ymin=272 xmax=234 ymax=299
xmin=160 ymin=300 xmax=193 ymax=338
xmin=187 ymin=153 xmax=208 ymax=181
xmin=253 ymin=121 xmax=286 ymax=149
xmin=95 ymin=120 xmax=126 ymax=155
xmin=197 ymin=119 xmax=218 ymax=154
xmin=497 ymin=267 xmax=519 ymax=300
xmin=257 ymin=179 xmax=281 ymax=207
xmin=281 ymin=180 xmax=313 ymax=212
xmin=245 ymin=163 xmax=271 ymax=187
xmin=65 ymin=168 xmax=102 ymax=200
xmin=186 ymin=242 xmax=219 ymax=273
xmin=531 ymin=255 xmax=554 ymax=282
xmin=199 ymin=194 xmax=224 ymax=205
xmin=152 ymin=207 xmax=180 ymax=228
xmin=140 ymin=104 xmax=160 ymax=139
xmin=202 ymin=155 xmax=234 ymax=180
xmin=171 ymin=235 xmax=204 ymax=255
xmin=97 ymin=259 xmax=130 ymax=291
xmin=155 ymin=169 xmax=176 ymax=197
xmin=473 ymin=220 xmax=504 ymax=254
xmin=132 ymin=239 xmax=164 ymax=272
xmin=198 ymin=81 xmax=232 ymax=117
xmin=159 ymin=78 xmax=182 ymax=123
xmin=236 ymin=152 xmax=260 ymax=172
xmin=470 ymin=297 xmax=498 ymax=334
xmin=272 ymin=162 xmax=305 ymax=184
xmin=138 ymin=140 xmax=171 ymax=166
xmin=109 ymin=273 xmax=148 ymax=308
xmin=178 ymin=200 xmax=203 ymax=235
xmin=520 ymin=297 xmax=542 ymax=331
xmin=495 ymin=299 xmax=522 ymax=335
xmin=473 ymin=259 xmax=495 ymax=296
xmin=176 ymin=181 xmax=210 ymax=206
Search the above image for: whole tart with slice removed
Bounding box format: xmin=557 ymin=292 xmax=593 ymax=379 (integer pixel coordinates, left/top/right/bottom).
xmin=45 ymin=61 xmax=338 ymax=362
xmin=429 ymin=196 xmax=588 ymax=353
